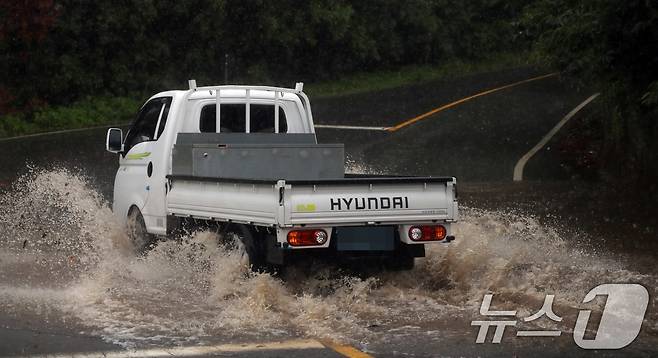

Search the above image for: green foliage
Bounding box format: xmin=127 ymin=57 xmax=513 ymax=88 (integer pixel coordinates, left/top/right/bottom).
xmin=522 ymin=0 xmax=658 ymax=183
xmin=1 ymin=0 xmax=531 ymax=112
xmin=0 ymin=114 xmax=39 ymax=138
xmin=0 ymin=0 xmax=534 ymax=137
xmin=0 ymin=96 xmax=141 ymax=137
xmin=307 ymin=52 xmax=529 ymax=98
xmin=0 ymin=52 xmax=526 ymax=138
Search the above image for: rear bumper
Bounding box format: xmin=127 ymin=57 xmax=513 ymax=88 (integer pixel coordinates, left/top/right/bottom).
xmin=266 ymin=224 xmax=454 ymax=265
xmin=275 ymin=223 xmax=454 ymax=248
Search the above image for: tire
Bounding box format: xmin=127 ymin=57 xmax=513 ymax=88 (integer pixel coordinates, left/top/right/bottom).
xmin=127 ymin=207 xmax=156 ymax=255
xmin=222 ymin=224 xmax=266 ymax=272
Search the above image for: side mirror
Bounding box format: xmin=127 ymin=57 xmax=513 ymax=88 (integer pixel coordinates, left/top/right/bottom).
xmin=106 ymin=128 xmax=124 ymax=153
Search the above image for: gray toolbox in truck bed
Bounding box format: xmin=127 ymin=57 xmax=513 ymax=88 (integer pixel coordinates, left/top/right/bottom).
xmin=172 ymin=133 xmax=345 ymax=181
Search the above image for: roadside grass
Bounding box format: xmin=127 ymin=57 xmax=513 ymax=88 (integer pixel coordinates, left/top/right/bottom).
xmin=305 ymin=52 xmax=533 ymax=98
xmin=0 ymin=96 xmax=141 ymax=139
xmin=0 ymin=52 xmax=532 ymax=138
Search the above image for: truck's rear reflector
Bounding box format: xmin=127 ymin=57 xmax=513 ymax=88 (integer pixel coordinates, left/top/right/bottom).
xmin=408 ymin=225 xmax=446 ymax=241
xmin=287 ymin=229 xmax=328 ymax=246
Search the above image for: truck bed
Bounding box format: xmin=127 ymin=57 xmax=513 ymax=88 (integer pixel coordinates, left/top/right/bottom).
xmin=166 ymin=174 xmax=458 ymax=228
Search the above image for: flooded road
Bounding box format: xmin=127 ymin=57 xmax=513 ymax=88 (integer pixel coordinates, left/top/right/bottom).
xmin=0 ymin=70 xmax=656 ymax=357
xmin=1 ymin=168 xmax=656 ymax=357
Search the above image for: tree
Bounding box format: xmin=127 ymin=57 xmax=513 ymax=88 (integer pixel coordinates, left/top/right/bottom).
xmin=523 ymin=0 xmax=658 ymax=187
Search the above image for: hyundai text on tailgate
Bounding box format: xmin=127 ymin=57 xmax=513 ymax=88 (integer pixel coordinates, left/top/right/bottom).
xmin=105 ymin=80 xmax=458 ymax=270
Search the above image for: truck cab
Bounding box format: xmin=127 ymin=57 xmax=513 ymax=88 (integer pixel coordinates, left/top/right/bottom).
xmin=107 ymin=82 xmax=314 ymax=236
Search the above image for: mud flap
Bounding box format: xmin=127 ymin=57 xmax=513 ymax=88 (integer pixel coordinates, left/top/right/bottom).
xmin=398 ymin=242 xmax=425 ymax=258
xmin=265 ymin=234 xmax=285 ymax=265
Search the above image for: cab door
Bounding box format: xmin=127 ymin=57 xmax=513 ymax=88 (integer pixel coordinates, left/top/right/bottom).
xmin=113 ymin=97 xmax=172 ymax=226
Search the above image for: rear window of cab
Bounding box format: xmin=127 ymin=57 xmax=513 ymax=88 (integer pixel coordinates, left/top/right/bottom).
xmin=199 ymin=103 xmax=288 ymax=133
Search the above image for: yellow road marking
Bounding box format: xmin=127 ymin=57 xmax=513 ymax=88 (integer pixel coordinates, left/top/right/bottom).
xmin=386 ymin=72 xmax=559 ymax=132
xmin=320 ymin=339 xmax=374 ymax=358
xmin=14 ymin=339 xmax=327 ymax=358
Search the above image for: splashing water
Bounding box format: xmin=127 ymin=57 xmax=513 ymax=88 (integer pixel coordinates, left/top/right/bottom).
xmin=0 ymin=169 xmax=655 ymax=349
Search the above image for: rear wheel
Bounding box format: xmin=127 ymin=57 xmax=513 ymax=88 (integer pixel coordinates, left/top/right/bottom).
xmin=127 ymin=207 xmax=156 ymax=255
xmin=221 ymin=224 xmax=266 ymax=272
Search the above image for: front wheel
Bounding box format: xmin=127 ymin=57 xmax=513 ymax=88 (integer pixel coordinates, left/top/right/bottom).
xmin=127 ymin=207 xmax=156 ymax=255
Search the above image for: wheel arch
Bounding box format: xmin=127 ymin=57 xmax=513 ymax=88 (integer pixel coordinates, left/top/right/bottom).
xmin=127 ymin=205 xmax=142 ymax=218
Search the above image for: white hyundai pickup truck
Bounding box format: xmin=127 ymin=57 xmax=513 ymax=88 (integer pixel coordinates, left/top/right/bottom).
xmin=106 ymin=80 xmax=458 ymax=270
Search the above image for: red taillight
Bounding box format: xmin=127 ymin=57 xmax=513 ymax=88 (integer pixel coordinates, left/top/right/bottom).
xmin=287 ymin=229 xmax=328 ymax=246
xmin=408 ymin=225 xmax=446 ymax=241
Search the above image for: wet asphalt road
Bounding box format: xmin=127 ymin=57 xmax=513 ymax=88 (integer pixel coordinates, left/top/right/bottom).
xmin=314 ymin=67 xmax=586 ymax=181
xmin=0 ymin=67 xmax=655 ymax=357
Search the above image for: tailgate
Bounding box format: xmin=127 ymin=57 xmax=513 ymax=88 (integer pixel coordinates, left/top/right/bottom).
xmin=282 ymin=176 xmax=457 ymax=226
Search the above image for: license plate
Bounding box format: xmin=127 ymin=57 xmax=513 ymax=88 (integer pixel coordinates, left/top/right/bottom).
xmin=335 ymin=226 xmax=395 ymax=251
